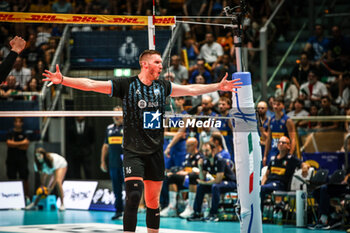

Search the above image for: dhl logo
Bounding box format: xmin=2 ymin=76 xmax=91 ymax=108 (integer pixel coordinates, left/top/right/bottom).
xmin=108 ymin=136 xmax=123 ymax=144
xmin=25 ymin=15 xmax=63 ymax=21
xmin=0 ymin=14 xmax=19 ymax=21
xmin=108 ymin=17 xmax=145 ymax=24
xmin=154 ymin=17 xmax=175 ymax=25
xmin=0 ymin=12 xmax=175 ymax=26
xmin=270 ymin=167 xmax=286 ymax=175
xmin=271 ymin=132 xmax=284 ymax=139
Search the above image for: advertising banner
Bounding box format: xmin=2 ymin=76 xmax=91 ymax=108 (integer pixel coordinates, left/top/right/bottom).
xmin=0 ymin=181 xmax=25 ymax=209
xmin=0 ymin=12 xmax=175 ymax=26
xmin=56 ymin=181 xmax=98 ymax=210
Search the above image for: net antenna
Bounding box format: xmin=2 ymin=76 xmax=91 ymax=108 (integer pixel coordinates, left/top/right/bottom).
xmin=223 ymin=0 xmax=248 ymax=72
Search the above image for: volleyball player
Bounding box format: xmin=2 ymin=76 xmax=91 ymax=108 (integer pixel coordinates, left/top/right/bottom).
xmin=43 ymin=50 xmax=242 ymax=232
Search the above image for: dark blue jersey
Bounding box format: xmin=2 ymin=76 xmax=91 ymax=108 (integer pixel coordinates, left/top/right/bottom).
xmin=110 ymin=76 xmax=172 ymax=154
xmin=267 ymin=154 xmax=302 ymax=187
xmin=104 ymin=123 xmax=123 ymax=168
xmin=182 ymin=152 xmax=204 ymax=172
xmin=203 ymin=155 xmax=236 ymax=182
xmin=269 ymin=114 xmax=289 ymax=157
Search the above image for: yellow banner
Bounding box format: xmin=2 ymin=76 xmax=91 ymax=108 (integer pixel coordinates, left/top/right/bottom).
xmin=0 ymin=12 xmax=175 ymax=26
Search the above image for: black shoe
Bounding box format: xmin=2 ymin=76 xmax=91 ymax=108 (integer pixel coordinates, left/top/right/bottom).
xmin=187 ymin=212 xmax=202 ymax=221
xmin=203 ymin=214 xmax=219 ymax=222
xmin=111 ymin=212 xmax=123 ymax=220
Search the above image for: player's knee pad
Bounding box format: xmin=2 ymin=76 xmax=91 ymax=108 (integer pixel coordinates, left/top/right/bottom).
xmin=125 ymin=180 xmax=143 ymax=209
xmin=146 ymin=207 xmax=160 ymax=230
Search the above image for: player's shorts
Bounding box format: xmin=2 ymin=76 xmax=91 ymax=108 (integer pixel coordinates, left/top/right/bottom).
xmin=123 ymin=149 xmax=165 ymax=181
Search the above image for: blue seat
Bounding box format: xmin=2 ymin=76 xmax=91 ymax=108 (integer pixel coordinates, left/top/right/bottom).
xmin=34 ymin=195 xmax=57 ymax=210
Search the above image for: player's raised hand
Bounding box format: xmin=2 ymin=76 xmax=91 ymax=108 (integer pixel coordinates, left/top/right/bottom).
xmin=42 ymin=64 xmax=63 ymax=86
xmin=219 ymin=72 xmax=243 ymax=93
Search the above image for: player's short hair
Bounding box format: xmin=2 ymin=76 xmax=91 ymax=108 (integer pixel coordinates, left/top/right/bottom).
xmin=139 ymin=50 xmax=161 ymax=62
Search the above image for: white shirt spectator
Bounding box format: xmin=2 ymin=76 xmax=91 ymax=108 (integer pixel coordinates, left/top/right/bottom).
xmin=299 ymin=81 xmax=328 ymax=107
xmin=9 ymin=67 xmax=31 ymax=89
xmin=198 ymin=42 xmax=224 ymax=64
xmin=287 ymin=109 xmax=309 ymax=117
xmin=341 ymin=87 xmax=350 ymax=108
xmin=191 ymin=92 xmax=220 ymax=107
xmin=169 ymin=65 xmax=188 ymax=84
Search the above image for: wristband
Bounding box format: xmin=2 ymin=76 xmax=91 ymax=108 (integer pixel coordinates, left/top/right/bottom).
xmin=59 ymin=75 xmax=64 ymax=84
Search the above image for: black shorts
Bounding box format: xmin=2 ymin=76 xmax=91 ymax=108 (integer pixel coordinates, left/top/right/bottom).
xmin=123 ymin=149 xmax=165 ymax=181
xmin=6 ymin=153 xmax=29 ymax=180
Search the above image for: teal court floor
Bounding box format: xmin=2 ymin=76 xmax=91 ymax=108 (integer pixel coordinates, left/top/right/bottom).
xmin=0 ymin=210 xmax=346 ymax=233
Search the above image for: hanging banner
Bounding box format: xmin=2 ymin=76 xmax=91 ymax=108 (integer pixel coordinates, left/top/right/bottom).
xmin=0 ymin=12 xmax=175 ymax=26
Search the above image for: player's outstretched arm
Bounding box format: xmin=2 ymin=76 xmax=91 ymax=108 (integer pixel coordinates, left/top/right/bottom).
xmin=42 ymin=64 xmax=112 ymax=95
xmin=170 ymin=72 xmax=242 ymax=97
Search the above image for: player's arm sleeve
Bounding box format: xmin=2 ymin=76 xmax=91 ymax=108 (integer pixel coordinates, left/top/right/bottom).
xmin=217 ymin=159 xmax=226 ymax=173
xmin=0 ymin=51 xmax=18 ymax=82
xmin=164 ymin=79 xmax=172 ymax=96
xmin=109 ymin=78 xmax=126 ymax=98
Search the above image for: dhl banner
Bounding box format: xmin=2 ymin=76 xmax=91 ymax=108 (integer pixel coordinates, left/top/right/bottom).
xmin=0 ymin=12 xmax=175 ymax=26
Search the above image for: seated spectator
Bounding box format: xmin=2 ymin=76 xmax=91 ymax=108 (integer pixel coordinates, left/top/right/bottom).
xmin=304 ymin=24 xmax=330 ymax=65
xmin=291 ymin=52 xmax=314 ymax=90
xmin=8 ymin=57 xmax=31 ymax=90
xmin=307 ymin=104 xmax=319 ymax=130
xmin=197 ymin=95 xmax=218 ymax=117
xmin=35 ymin=25 xmax=52 ymax=48
xmin=160 ymin=138 xmax=203 ymax=218
xmin=326 ymin=26 xmax=350 ymax=72
xmin=287 ymin=98 xmax=309 ymax=117
xmin=217 ymin=96 xmax=234 ymax=158
xmin=182 ymin=37 xmax=199 ymax=67
xmin=339 ymin=72 xmax=350 ymax=111
xmin=290 ymin=163 xmax=314 ymax=191
xmin=299 ymin=69 xmax=328 ymax=108
xmin=29 ymin=0 xmax=51 ymax=13
xmin=216 ymin=31 xmax=233 ymax=54
xmin=0 ymin=36 xmax=11 ymax=59
xmin=52 ymin=0 xmax=73 ymax=13
xmin=198 ymin=32 xmax=224 ymax=68
xmin=309 ymin=171 xmax=350 ymax=230
xmin=189 ymin=78 xmax=219 ymax=109
xmin=21 ymin=34 xmax=45 ymax=69
xmin=213 ymin=54 xmax=236 ymax=84
xmin=0 ymin=75 xmax=22 ymax=99
xmin=210 ymin=133 xmax=231 ymax=161
xmin=24 ymin=77 xmax=41 ymax=100
xmin=188 ymin=59 xmax=212 ymax=84
xmin=287 ymin=99 xmax=309 ymax=130
xmin=315 ymin=96 xmax=339 ymax=131
xmin=198 ymin=126 xmax=225 ymax=152
xmin=187 ymin=142 xmax=236 ymax=222
xmin=169 ymin=55 xmax=188 ymax=84
xmin=275 ymin=75 xmax=298 ymax=111
xmin=44 ymin=38 xmax=57 ymax=66
xmin=261 ymin=136 xmax=303 ymax=208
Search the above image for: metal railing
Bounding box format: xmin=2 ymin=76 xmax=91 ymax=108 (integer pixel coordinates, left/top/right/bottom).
xmin=259 ymin=0 xmax=285 ymax=102
xmin=39 ymin=25 xmax=71 ymax=157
